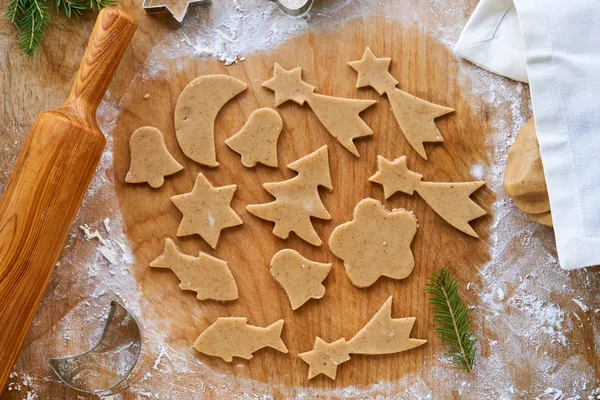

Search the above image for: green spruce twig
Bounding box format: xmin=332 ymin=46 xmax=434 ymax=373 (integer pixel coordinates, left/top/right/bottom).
xmin=5 ymin=0 xmax=117 ymax=56
xmin=426 ymin=268 xmax=477 ymax=372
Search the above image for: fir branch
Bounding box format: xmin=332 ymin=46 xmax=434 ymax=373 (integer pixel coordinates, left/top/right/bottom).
xmin=426 ymin=268 xmax=477 ymax=372
xmin=55 ymin=0 xmax=88 ymax=18
xmin=6 ymin=0 xmax=24 ymax=25
xmin=17 ymin=0 xmax=48 ymax=57
xmin=5 ymin=0 xmax=118 ymax=56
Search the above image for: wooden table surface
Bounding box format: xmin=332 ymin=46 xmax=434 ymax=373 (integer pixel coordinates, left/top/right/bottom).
xmin=0 ymin=0 xmax=598 ymax=398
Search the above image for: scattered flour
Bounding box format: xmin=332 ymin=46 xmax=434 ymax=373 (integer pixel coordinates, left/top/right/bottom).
xmin=4 ymin=0 xmax=600 ymax=398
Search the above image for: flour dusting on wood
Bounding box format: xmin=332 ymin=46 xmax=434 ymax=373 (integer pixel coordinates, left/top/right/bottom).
xmin=4 ymin=0 xmax=600 ymax=398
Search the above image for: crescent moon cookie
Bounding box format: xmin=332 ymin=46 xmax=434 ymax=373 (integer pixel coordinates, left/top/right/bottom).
xmin=175 ymin=75 xmax=247 ymax=167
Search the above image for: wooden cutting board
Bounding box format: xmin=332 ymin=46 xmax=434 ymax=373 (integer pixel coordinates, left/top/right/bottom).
xmin=12 ymin=0 xmax=594 ymax=398
xmin=110 ymin=15 xmax=494 ymax=390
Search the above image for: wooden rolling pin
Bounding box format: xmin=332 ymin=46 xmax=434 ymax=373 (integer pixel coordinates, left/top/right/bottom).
xmin=0 ymin=7 xmax=137 ymax=391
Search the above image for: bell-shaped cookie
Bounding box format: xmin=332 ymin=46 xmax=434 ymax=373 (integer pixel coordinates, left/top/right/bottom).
xmin=126 ymin=126 xmax=183 ymax=189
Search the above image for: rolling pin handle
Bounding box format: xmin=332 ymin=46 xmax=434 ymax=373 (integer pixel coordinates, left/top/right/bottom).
xmin=66 ymin=7 xmax=137 ymax=118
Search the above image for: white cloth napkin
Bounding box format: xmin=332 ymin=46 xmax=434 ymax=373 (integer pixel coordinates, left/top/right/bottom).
xmin=455 ymin=0 xmax=600 ymax=270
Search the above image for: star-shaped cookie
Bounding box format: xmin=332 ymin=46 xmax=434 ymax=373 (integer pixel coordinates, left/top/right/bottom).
xmin=348 ymin=47 xmax=398 ymax=95
xmin=368 ymin=155 xmax=423 ymax=197
xmin=171 ymin=173 xmax=243 ymax=249
xmin=262 ymin=63 xmax=315 ymax=106
xmin=298 ymin=338 xmax=351 ymax=380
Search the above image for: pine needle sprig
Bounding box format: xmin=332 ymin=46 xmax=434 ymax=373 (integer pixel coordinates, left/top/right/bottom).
xmin=55 ymin=0 xmax=88 ymax=18
xmin=426 ymin=268 xmax=477 ymax=372
xmin=17 ymin=0 xmax=48 ymax=57
xmin=5 ymin=0 xmax=117 ymax=56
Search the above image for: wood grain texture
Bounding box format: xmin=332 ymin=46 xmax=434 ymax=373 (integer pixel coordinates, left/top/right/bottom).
xmin=0 ymin=7 xmax=136 ymax=392
xmin=0 ymin=0 xmax=598 ymax=398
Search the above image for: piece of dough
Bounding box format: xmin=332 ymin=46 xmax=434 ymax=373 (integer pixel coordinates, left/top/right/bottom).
xmin=270 ymin=249 xmax=332 ymax=310
xmin=171 ymin=173 xmax=243 ymax=249
xmin=193 ymin=318 xmax=288 ymax=362
xmin=349 ymin=47 xmax=454 ymax=160
xmin=174 ymin=75 xmax=247 ymax=167
xmin=369 ymin=155 xmax=486 ymax=237
xmin=504 ymin=117 xmax=553 ymax=227
xmin=328 ymin=198 xmax=418 ymax=288
xmin=247 ymin=145 xmax=333 ymax=246
xmin=299 ymin=296 xmax=426 ymax=380
xmin=262 ymin=63 xmax=376 ymax=157
xmin=150 ymin=238 xmax=238 ymax=301
xmin=125 ymin=126 xmax=183 ymax=188
xmin=225 ymin=108 xmax=283 ymax=168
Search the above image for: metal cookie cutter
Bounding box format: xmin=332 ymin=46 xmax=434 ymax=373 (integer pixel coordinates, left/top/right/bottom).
xmin=275 ymin=0 xmax=314 ymax=16
xmin=49 ymin=301 xmax=142 ymax=395
xmin=142 ymin=0 xmax=210 ymax=23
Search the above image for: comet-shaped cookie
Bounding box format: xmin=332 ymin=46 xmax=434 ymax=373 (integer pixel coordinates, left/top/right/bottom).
xmin=175 ymin=75 xmax=247 ymax=167
xmin=193 ymin=318 xmax=288 ymax=362
xmin=150 ymin=238 xmax=238 ymax=301
xmin=349 ymin=47 xmax=454 ymax=159
xmin=225 ymin=108 xmax=283 ymax=168
xmin=270 ymin=249 xmax=332 ymax=310
xmin=125 ymin=127 xmax=183 ymax=188
xmin=262 ymin=63 xmax=376 ymax=156
xmin=369 ymin=155 xmax=486 ymax=237
xmin=299 ymin=296 xmax=426 ymax=380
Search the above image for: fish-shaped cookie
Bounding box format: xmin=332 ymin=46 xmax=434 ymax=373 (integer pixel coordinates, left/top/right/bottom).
xmin=193 ymin=317 xmax=288 ymax=362
xmin=150 ymin=238 xmax=238 ymax=301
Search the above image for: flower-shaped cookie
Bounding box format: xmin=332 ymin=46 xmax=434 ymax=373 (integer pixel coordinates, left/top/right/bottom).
xmin=328 ymin=198 xmax=418 ymax=287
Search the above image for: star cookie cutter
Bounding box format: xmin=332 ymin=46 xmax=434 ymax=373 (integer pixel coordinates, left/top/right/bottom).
xmin=142 ymin=0 xmax=210 ymax=23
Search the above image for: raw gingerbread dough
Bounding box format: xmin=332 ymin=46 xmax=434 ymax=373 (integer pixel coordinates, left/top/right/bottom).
xmin=504 ymin=117 xmax=552 ymax=227
xmin=328 ymin=198 xmax=418 ymax=288
xmin=193 ymin=318 xmax=288 ymax=362
xmin=150 ymin=238 xmax=238 ymax=301
xmin=225 ymin=108 xmax=283 ymax=168
xmin=262 ymin=63 xmax=376 ymax=157
xmin=270 ymin=249 xmax=332 ymax=310
xmin=369 ymin=155 xmax=486 ymax=237
xmin=125 ymin=126 xmax=183 ymax=188
xmin=174 ymin=75 xmax=247 ymax=167
xmin=247 ymin=145 xmax=333 ymax=246
xmin=299 ymin=296 xmax=426 ymax=380
xmin=171 ymin=173 xmax=243 ymax=249
xmin=349 ymin=47 xmax=454 ymax=160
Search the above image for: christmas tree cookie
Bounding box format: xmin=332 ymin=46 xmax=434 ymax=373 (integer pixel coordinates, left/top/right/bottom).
xmin=247 ymin=145 xmax=333 ymax=246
